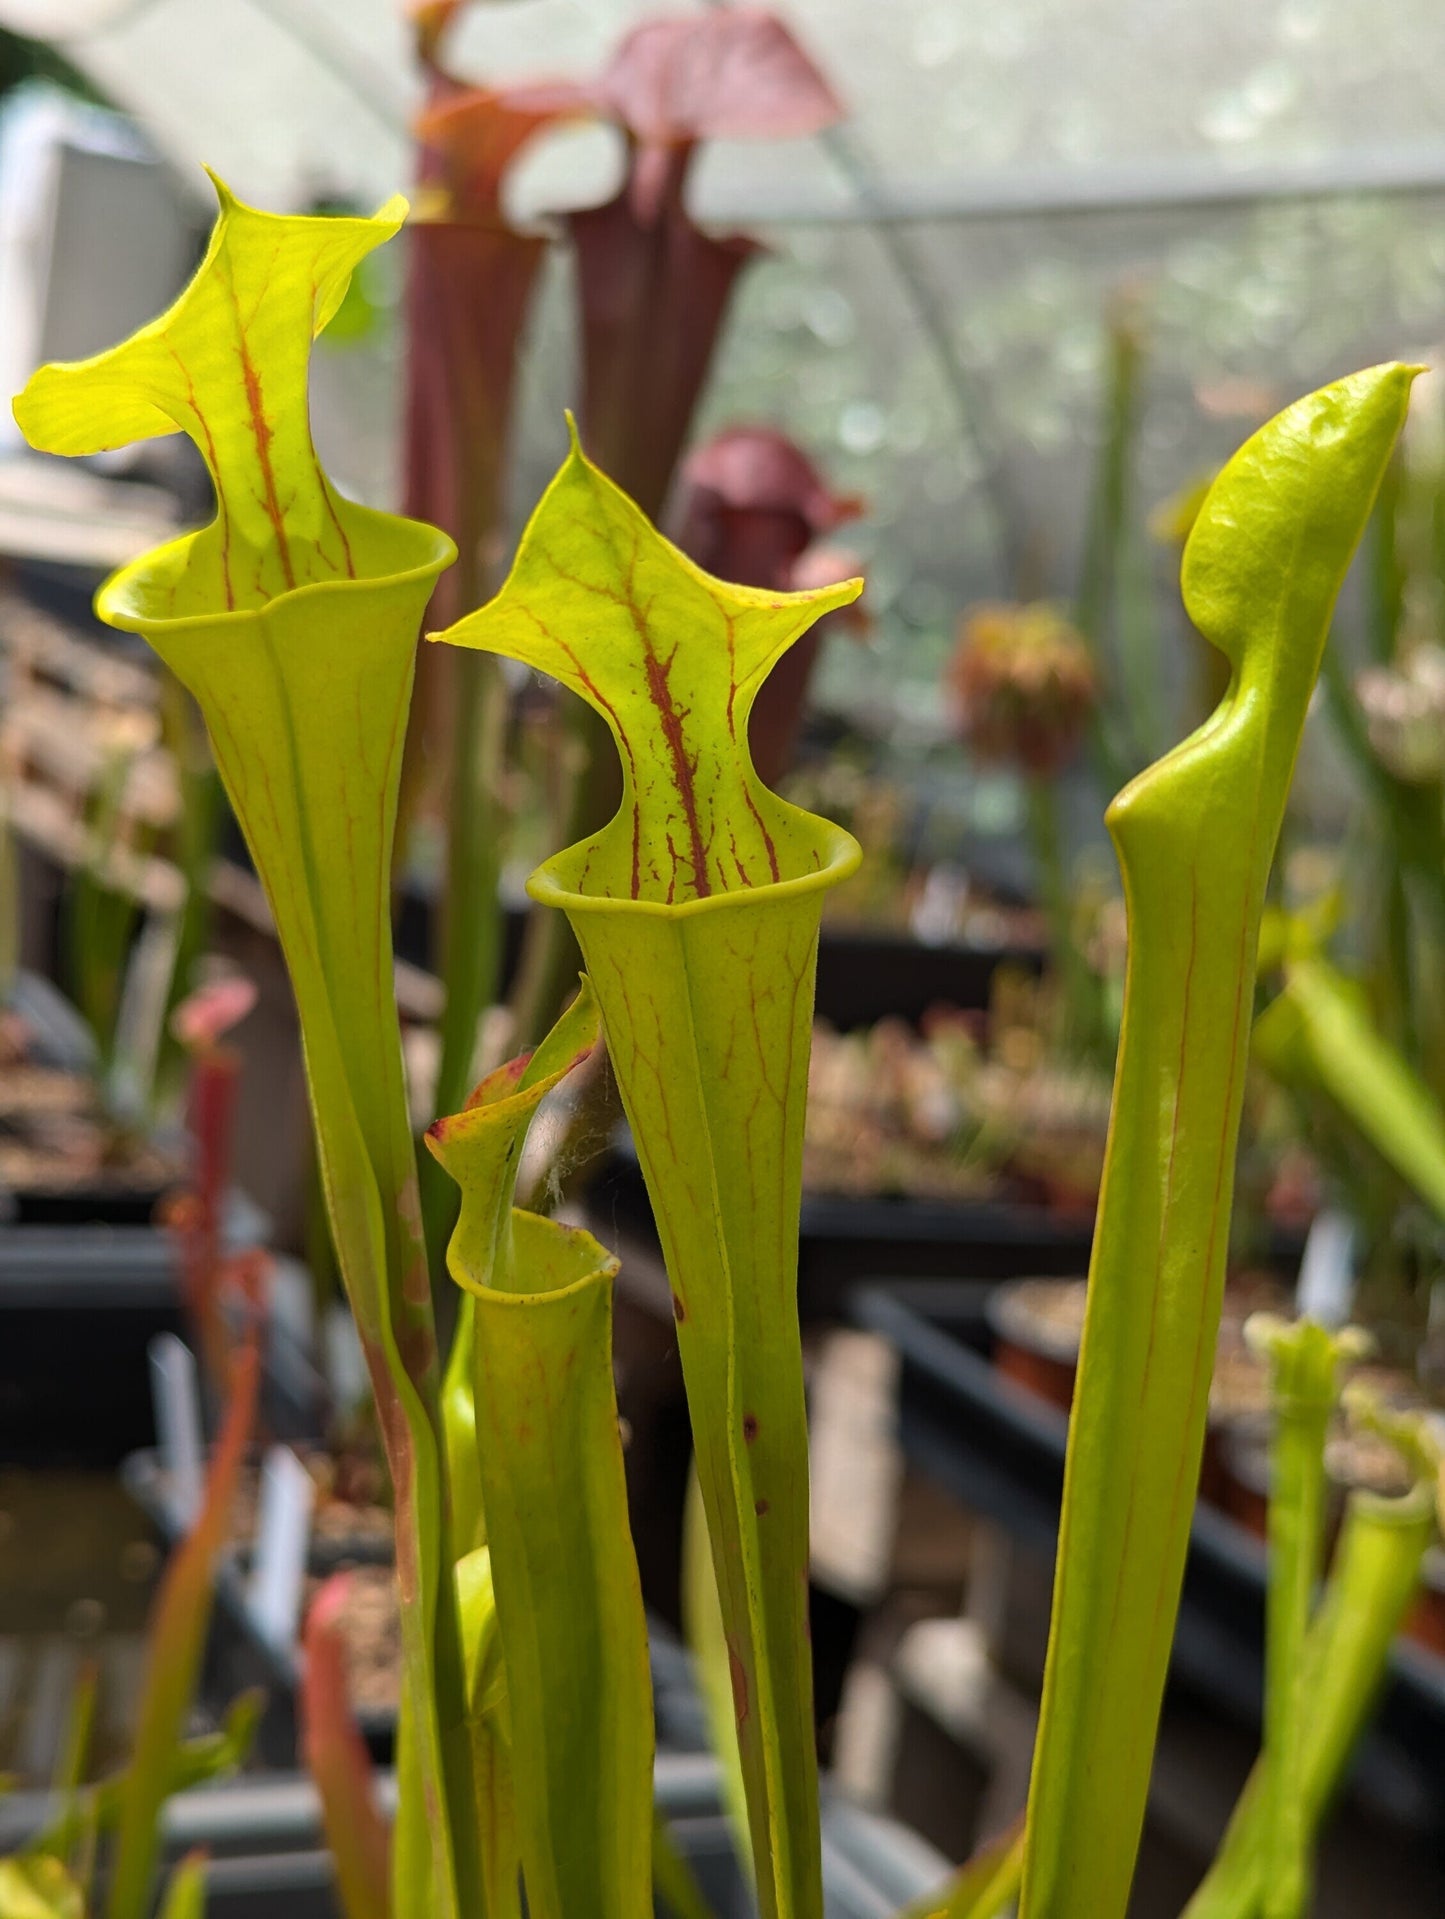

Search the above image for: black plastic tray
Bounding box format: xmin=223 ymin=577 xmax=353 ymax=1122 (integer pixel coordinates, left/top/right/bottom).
xmin=0 ymin=1240 xmax=181 ymax=1463
xmin=387 ymin=876 xmax=1044 ymax=1034
xmin=0 ymin=1187 xmax=271 ymax=1464
xmin=206 ymin=1577 xmax=721 ymax=1771
xmin=593 ymin=1144 xmax=1097 ymax=1310
xmin=0 ymin=1752 xmax=952 ymax=1919
xmin=1 ymin=970 xmax=188 ymax=1226
xmin=811 ymin=924 xmax=1042 ymax=1029
xmin=124 ymin=1444 xmax=713 ymax=1770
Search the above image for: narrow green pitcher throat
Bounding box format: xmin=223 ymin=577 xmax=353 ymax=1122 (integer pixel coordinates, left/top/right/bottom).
xmin=529 ymin=805 xmax=861 ymax=914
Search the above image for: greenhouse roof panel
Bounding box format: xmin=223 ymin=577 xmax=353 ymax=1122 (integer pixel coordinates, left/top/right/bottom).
xmin=7 ymin=0 xmax=1445 ymax=216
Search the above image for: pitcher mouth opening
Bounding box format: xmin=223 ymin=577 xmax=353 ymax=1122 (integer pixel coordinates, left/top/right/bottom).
xmin=96 ymin=505 xmax=456 ymax=636
xmin=470 ymin=1212 xmax=620 ymax=1305
xmin=526 ymin=811 xmax=861 ymax=920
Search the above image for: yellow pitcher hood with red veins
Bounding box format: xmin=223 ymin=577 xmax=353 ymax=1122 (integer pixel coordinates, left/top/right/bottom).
xmin=440 ymin=416 xmax=862 ymax=908
xmin=15 ymin=173 xmax=437 ymax=614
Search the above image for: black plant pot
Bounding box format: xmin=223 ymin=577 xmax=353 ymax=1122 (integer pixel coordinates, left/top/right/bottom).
xmin=2 ymin=970 xmax=277 ymax=1463
xmin=0 ymin=1237 xmax=182 ymax=1464
xmin=811 ymin=924 xmax=1042 ymax=1030
xmin=0 ymin=1185 xmax=271 ymax=1466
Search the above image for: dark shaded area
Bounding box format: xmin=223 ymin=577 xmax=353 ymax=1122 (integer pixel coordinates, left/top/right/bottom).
xmin=0 ymin=28 xmax=103 ymax=107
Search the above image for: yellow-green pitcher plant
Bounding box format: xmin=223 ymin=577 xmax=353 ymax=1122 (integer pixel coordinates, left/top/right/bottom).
xmin=14 ymin=176 xmax=476 ymax=1918
xmin=13 ymin=169 xmax=1434 ymax=1919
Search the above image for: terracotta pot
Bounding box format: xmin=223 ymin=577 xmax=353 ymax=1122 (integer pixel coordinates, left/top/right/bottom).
xmin=1201 ymin=1277 xmax=1310 ymax=1513
xmin=1406 ymin=1547 xmax=1445 ymax=1658
xmin=1203 ymin=1337 xmax=1272 ymax=1511
xmin=1213 ymin=1417 xmax=1273 ymax=1539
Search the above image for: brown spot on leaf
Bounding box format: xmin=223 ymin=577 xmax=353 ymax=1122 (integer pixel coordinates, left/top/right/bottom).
xmin=728 ymin=1638 xmax=750 ymax=1727
xmin=400 ymin=1322 xmax=436 ymax=1385
xmin=742 ymin=1413 xmax=759 ymax=1443
xmin=754 ymin=1498 xmax=769 ymax=1516
xmin=671 ymin=1291 xmax=687 ymax=1324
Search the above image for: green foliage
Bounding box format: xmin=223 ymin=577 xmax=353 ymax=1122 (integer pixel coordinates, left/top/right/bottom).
xmin=26 ymin=1695 xmax=261 ymax=1865
xmin=401 ymin=84 xmax=579 ymax=1274
xmin=895 ymin=1817 xmax=1024 ymax=1919
xmin=2 ymin=1378 xmax=261 ymax=1919
xmin=1254 ymin=955 xmax=1445 ymax=1219
xmin=440 ymin=1294 xmax=484 ymax=1561
xmin=0 ymin=40 xmax=100 ymax=105
xmin=1245 ymin=1317 xmax=1374 ymax=1919
xmin=1184 ymin=1417 xmax=1438 ymax=1919
xmin=455 ymin=1545 xmax=522 ymax=1919
xmin=63 ymin=740 xmax=145 ymax=1101
xmin=681 ymin=1469 xmax=750 ymax=1883
xmin=1076 ymin=288 xmax=1158 ymax=783
xmin=153 ymin=672 xmax=224 ymax=1106
xmin=652 ymin=1811 xmax=717 ymax=1919
xmin=106 ymin=1342 xmax=257 ymax=1919
xmin=154 ymin=1855 xmax=207 ymax=1919
xmin=0 ymin=1855 xmax=83 ymax=1919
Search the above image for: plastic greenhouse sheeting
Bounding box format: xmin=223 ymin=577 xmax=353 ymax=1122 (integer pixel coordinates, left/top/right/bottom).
xmin=10 ymin=0 xmax=1445 ymax=219
xmin=9 ymin=0 xmax=1445 ymax=769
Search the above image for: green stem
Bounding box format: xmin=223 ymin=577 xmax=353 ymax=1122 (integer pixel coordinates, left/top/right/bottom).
xmin=896 ymin=1818 xmax=1025 ymax=1919
xmin=1076 ymin=299 xmax=1150 ymax=789
xmin=1381 ymin=852 xmax=1416 ymax=1060
xmin=154 ymin=671 xmax=222 ymax=1113
xmin=1183 ymin=1481 xmax=1435 ymax=1919
xmin=1257 ymin=1326 xmax=1343 ymax=1919
xmin=422 ymin=644 xmax=509 ymax=1280
xmin=426 ymin=988 xmax=653 ymax=1919
xmin=507 ymin=700 xmax=616 ymax=1049
xmin=436 ymin=653 xmax=506 ymax=1116
xmin=458 ymin=1542 xmax=520 ymax=1916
